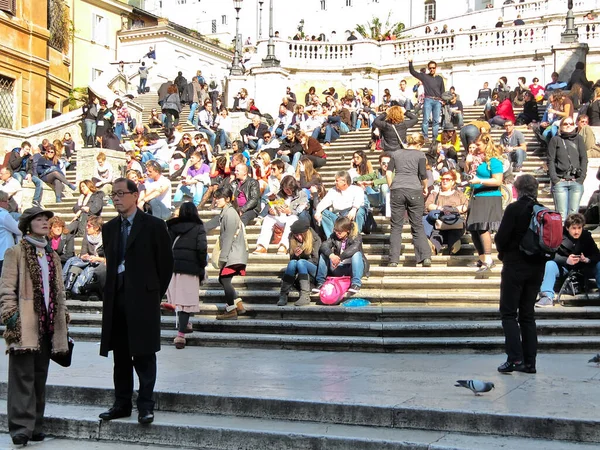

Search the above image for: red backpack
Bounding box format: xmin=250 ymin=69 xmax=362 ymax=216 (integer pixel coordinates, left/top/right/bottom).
xmin=519 ymin=204 xmax=563 ymax=259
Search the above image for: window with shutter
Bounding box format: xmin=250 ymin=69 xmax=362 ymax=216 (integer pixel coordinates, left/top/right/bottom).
xmin=0 ymin=0 xmax=16 ymax=15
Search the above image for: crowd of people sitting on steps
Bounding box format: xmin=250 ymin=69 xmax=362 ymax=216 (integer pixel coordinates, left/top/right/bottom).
xmin=2 ymin=60 xmax=600 ymax=351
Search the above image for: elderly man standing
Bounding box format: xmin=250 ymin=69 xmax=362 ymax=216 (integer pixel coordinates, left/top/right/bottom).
xmin=314 ymin=171 xmax=365 ymax=238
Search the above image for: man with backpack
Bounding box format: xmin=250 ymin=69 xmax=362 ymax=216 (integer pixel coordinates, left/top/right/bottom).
xmin=495 ymin=174 xmax=560 ymax=375
xmin=535 ymin=213 xmax=600 ymax=308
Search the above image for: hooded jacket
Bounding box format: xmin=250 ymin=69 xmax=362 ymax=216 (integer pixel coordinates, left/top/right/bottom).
xmin=167 ymin=218 xmax=208 ymax=278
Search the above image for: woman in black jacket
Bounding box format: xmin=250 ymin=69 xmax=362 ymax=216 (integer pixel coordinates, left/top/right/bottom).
xmin=548 ymin=117 xmax=588 ymax=222
xmin=278 ymin=219 xmax=322 ymax=307
xmin=166 ymin=202 xmax=208 ymax=349
xmin=372 ymin=105 xmax=418 ymax=151
xmin=69 ymin=180 xmax=104 ymax=236
xmin=47 ymin=216 xmax=75 ymax=265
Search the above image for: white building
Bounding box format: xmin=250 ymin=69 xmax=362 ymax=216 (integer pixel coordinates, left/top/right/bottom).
xmin=138 ymin=0 xmax=506 ymax=44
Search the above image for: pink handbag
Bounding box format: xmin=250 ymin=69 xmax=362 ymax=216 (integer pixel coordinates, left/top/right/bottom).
xmin=319 ymin=276 xmax=352 ymax=305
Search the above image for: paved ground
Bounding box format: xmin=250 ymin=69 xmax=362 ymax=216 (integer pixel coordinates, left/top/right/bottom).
xmin=1 ymin=341 xmax=599 ymax=421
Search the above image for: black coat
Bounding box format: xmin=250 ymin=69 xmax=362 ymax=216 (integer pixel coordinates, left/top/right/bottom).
xmin=100 ymin=210 xmax=174 ymax=357
xmin=167 ymin=218 xmax=208 ymax=278
xmin=553 ymin=228 xmax=600 ymax=268
xmin=240 ymin=122 xmax=269 ymax=141
xmin=547 ymin=133 xmax=587 ymax=184
xmin=320 ymin=232 xmax=370 ymax=275
xmin=53 ymin=233 xmax=75 ymax=264
xmin=373 ymin=112 xmax=418 ymax=151
xmin=72 ymin=191 xmax=105 ymax=236
xmin=232 ymin=176 xmax=261 ymax=214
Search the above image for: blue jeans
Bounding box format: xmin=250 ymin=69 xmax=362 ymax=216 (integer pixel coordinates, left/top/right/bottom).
xmin=198 ymin=127 xmax=216 ymax=147
xmin=316 ymin=252 xmax=364 ymax=286
xmin=138 ymin=77 xmax=147 ymax=94
xmin=290 ymin=152 xmax=302 ymax=169
xmin=188 ymin=103 xmax=198 ymax=123
xmin=173 ymin=183 xmax=205 ymax=205
xmin=84 ymin=119 xmax=96 ymax=144
xmin=311 ymin=124 xmax=340 ymax=144
xmin=459 ymin=124 xmax=480 ymax=151
xmin=552 ymin=180 xmax=584 ymax=222
xmin=30 ymin=176 xmax=43 ymax=203
xmin=422 ymin=97 xmax=442 ymax=140
xmin=115 ymin=122 xmax=126 ymax=142
xmin=540 ymin=261 xmax=600 ymax=299
xmin=147 ymin=198 xmax=171 ymax=220
xmin=284 ymin=259 xmax=317 ymax=279
xmin=218 ymin=130 xmax=231 ymax=149
xmin=13 ymin=171 xmax=26 ymax=184
xmin=320 ymin=207 xmax=366 ymax=238
xmin=509 ymin=149 xmax=527 ymax=167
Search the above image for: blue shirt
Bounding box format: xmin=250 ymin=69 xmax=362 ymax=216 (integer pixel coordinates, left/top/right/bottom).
xmin=473 ymin=157 xmax=502 ymax=197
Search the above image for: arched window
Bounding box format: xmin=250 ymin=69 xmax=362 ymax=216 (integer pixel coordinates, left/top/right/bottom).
xmin=425 ymin=0 xmax=436 ymax=22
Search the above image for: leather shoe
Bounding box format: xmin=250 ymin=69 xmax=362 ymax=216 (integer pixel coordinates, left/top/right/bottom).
xmin=99 ymin=406 xmax=132 ymax=420
xmin=138 ymin=410 xmax=154 ymax=424
xmin=11 ymin=433 xmax=29 ymax=445
xmin=31 ymin=432 xmax=46 ymax=441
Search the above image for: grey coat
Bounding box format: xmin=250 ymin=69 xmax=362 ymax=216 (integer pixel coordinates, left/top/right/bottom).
xmin=218 ymin=204 xmax=248 ymax=267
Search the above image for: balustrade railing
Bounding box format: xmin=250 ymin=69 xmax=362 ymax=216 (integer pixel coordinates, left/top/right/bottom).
xmin=391 ymin=34 xmax=454 ymax=60
xmin=467 ymin=24 xmax=547 ymax=51
xmin=288 ymin=42 xmax=354 ymax=61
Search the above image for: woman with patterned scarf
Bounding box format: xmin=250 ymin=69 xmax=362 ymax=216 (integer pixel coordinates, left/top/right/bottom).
xmin=0 ymin=207 xmax=70 ymax=446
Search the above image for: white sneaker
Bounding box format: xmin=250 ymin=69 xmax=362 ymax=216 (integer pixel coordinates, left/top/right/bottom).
xmin=535 ymin=296 xmax=554 ymax=308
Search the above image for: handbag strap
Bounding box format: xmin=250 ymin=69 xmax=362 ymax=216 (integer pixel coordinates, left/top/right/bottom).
xmin=390 ymin=124 xmax=406 ymax=148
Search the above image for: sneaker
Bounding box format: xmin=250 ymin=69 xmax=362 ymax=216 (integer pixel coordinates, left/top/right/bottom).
xmin=32 ymin=200 xmax=43 ymax=208
xmin=311 ymin=283 xmax=324 ymax=293
xmin=69 ymin=183 xmax=77 ymax=191
xmin=535 ymin=295 xmax=554 ymax=308
xmin=533 ymin=167 xmax=547 ymax=175
xmin=388 ymin=262 xmax=398 ymax=267
xmin=348 ymin=284 xmax=361 ymax=293
xmin=422 ymin=258 xmax=432 ymax=268
xmin=186 ymin=120 xmax=194 ymax=126
xmin=497 ymin=360 xmax=525 ymax=373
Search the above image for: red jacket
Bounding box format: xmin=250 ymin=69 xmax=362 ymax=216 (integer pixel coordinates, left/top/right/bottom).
xmin=496 ymin=99 xmax=516 ymax=122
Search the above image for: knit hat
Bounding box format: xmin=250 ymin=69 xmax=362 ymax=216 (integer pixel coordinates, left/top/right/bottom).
xmin=290 ymin=219 xmax=310 ymax=235
xmin=18 ymin=207 xmax=54 ymax=235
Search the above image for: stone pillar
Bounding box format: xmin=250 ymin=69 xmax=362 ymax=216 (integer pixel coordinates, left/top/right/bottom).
xmin=552 ymin=43 xmax=589 ymax=81
xmin=76 ymin=148 xmax=127 ymax=184
xmin=249 ymin=67 xmax=290 ymax=118
xmin=226 ymin=75 xmax=250 ymax=110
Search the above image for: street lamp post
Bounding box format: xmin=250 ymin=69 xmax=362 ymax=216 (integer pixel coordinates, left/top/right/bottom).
xmin=258 ymin=0 xmax=264 ymax=39
xmin=230 ymin=0 xmax=244 ymax=75
xmin=561 ymin=0 xmax=578 ymax=43
xmin=261 ymin=0 xmax=280 ymax=67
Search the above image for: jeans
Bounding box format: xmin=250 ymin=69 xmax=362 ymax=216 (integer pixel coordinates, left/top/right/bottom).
xmin=320 ymin=207 xmax=366 ymax=238
xmin=218 ymin=130 xmax=231 ymax=149
xmin=198 ymin=127 xmax=216 ymax=148
xmin=552 ymin=180 xmax=584 ymax=222
xmin=147 ymin=198 xmax=171 ymax=220
xmin=509 ymin=149 xmax=527 ymax=168
xmin=422 ymin=97 xmax=442 ymax=140
xmin=84 ymin=119 xmax=97 ymax=146
xmin=290 ymin=152 xmax=302 ymax=169
xmin=451 ymin=112 xmax=464 ymax=128
xmin=188 ymin=103 xmax=198 ymax=123
xmin=13 ymin=171 xmax=26 ymax=184
xmin=311 ymin=125 xmax=340 ymax=144
xmin=284 ymin=259 xmax=317 ymax=278
xmin=316 ymin=252 xmax=364 ymax=286
xmin=173 ymin=183 xmax=205 ymax=206
xmin=389 ymin=188 xmax=431 ymax=264
xmin=459 ymin=124 xmax=480 ymax=151
xmin=365 ymin=185 xmax=389 ymax=211
xmin=422 ymin=214 xmax=464 ymax=254
xmin=540 ymin=261 xmax=600 ymax=299
xmin=138 ymin=77 xmax=147 ymax=94
xmin=489 ymin=116 xmax=507 ymax=127
xmin=163 ymin=109 xmax=179 ymax=129
xmin=115 ymin=122 xmax=126 ymax=142
xmin=29 ymin=176 xmax=43 ymax=203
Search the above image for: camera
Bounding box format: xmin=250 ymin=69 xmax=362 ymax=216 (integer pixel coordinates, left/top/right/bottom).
xmin=568 ymin=166 xmax=582 ymax=178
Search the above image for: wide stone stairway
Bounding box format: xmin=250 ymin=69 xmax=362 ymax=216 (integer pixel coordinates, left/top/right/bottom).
xmin=45 ymin=95 xmax=600 ymax=354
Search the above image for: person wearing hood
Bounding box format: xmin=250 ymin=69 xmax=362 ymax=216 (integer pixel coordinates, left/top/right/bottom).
xmin=0 ymin=207 xmax=70 ymax=446
xmin=166 ymin=202 xmax=207 ymax=349
xmin=548 ymin=117 xmax=587 ymax=222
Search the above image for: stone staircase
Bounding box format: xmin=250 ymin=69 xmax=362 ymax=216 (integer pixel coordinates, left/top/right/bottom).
xmin=39 ymin=99 xmax=600 ymax=353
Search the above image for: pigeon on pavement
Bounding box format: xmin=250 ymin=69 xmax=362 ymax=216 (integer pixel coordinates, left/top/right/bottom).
xmin=455 ymin=379 xmax=495 ymax=396
xmin=588 ymin=354 xmax=600 ymax=365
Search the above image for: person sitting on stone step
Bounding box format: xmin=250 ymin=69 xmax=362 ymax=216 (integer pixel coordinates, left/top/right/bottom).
xmin=536 ymin=213 xmax=600 ymax=308
xmin=314 ymin=170 xmax=366 ymax=239
xmin=313 ymin=216 xmax=368 ymax=296
xmin=278 ymin=219 xmax=321 ymax=307
xmin=354 ymin=152 xmax=391 ymax=217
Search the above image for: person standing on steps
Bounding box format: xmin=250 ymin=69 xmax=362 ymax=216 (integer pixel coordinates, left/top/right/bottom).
xmin=212 ymin=185 xmax=248 ymax=320
xmin=99 ymin=178 xmax=173 ymax=425
xmin=166 ymin=202 xmax=207 ymax=349
xmin=495 ymin=174 xmax=546 ymax=374
xmin=0 ymin=207 xmax=70 ymax=446
xmin=409 ymin=58 xmax=445 ymax=142
xmin=138 ymin=62 xmax=150 ymax=95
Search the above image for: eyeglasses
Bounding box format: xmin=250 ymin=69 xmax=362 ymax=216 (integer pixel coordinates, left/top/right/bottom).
xmin=109 ymin=191 xmax=134 ymax=198
xmin=428 ymin=66 xmax=436 ymax=70
xmin=46 ymin=151 xmax=55 ymax=155
xmin=563 ymin=122 xmax=575 ymax=126
xmin=182 ymin=137 xmax=190 ymax=140
xmin=441 ymin=178 xmax=454 ymax=182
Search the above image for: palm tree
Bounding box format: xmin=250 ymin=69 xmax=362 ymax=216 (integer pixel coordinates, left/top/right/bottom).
xmin=355 ymin=12 xmax=404 ymax=40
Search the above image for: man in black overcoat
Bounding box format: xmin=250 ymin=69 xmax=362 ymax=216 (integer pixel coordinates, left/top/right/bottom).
xmin=99 ymin=178 xmax=173 ymax=424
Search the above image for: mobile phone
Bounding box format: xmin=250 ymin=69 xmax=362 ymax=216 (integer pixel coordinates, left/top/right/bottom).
xmin=572 ymin=254 xmax=581 ymax=258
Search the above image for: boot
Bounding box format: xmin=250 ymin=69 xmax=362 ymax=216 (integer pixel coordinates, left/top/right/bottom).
xmin=234 ymin=298 xmax=246 ymax=315
xmin=278 ymin=274 xmax=295 ymax=306
xmin=216 ymin=304 xmax=238 ymax=320
xmin=294 ymin=274 xmax=311 ymax=306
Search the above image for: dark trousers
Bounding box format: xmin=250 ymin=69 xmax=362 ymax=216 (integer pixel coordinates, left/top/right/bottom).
xmin=111 ymin=288 xmax=157 ymax=412
xmin=7 ymin=336 xmax=51 ymax=439
xmin=499 ymin=259 xmax=545 ymax=365
xmin=389 ymin=188 xmax=431 ymax=264
xmin=240 ymin=209 xmax=259 ymax=226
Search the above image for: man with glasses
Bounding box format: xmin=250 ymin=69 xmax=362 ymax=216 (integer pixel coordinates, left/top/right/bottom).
xmin=409 ymin=59 xmax=445 ymax=141
xmin=500 ymin=120 xmax=527 ymax=171
xmin=99 ymin=177 xmax=173 ymax=426
xmin=576 ymin=114 xmax=600 ymax=157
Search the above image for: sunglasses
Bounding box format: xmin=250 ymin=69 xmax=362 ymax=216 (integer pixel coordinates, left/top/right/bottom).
xmin=428 ymin=66 xmax=436 ymax=70
xmin=441 ymin=178 xmax=454 ymax=181
xmin=563 ymin=122 xmax=575 ymax=126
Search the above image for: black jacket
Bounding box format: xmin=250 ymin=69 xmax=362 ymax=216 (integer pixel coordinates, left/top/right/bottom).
xmin=320 ymin=231 xmax=370 ymax=274
xmin=289 ymin=229 xmax=321 ymax=265
xmin=567 ymin=68 xmax=592 ymax=103
xmin=278 ymin=137 xmax=303 ymax=156
xmin=495 ymin=195 xmax=546 ymax=264
xmin=53 ymin=233 xmax=75 ymax=264
xmin=240 ymin=122 xmax=269 ymax=141
xmin=588 ymin=100 xmax=600 ymax=126
xmin=553 ymin=228 xmax=600 ymax=268
xmin=81 ymin=235 xmax=105 ymax=258
xmin=167 ymin=218 xmax=208 ymax=278
xmin=232 ymin=176 xmax=261 ymax=214
xmin=373 ymin=112 xmax=418 ymax=151
xmin=547 ymin=133 xmax=587 ymax=184
xmin=8 ymin=150 xmax=27 ymax=172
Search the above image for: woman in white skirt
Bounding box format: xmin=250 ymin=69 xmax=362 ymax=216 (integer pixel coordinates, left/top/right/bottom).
xmin=166 ymin=202 xmax=208 ymax=349
xmin=252 ymin=175 xmax=309 ymax=255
